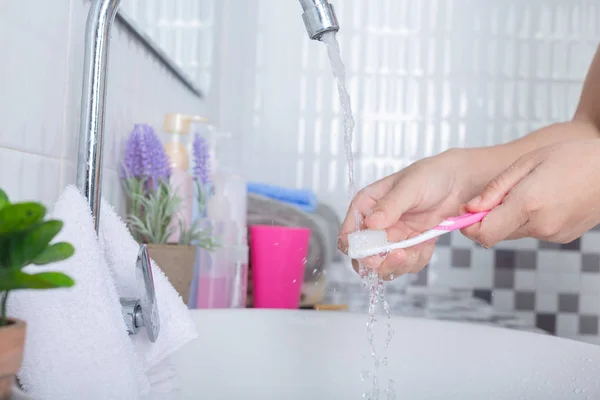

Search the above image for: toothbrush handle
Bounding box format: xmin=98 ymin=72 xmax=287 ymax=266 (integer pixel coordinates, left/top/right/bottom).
xmin=434 ymin=211 xmax=489 ymax=231
xmin=364 ymin=211 xmax=491 ymax=254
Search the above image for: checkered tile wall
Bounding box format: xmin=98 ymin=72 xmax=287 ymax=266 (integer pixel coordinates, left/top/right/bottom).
xmin=411 ymin=226 xmax=600 ymax=344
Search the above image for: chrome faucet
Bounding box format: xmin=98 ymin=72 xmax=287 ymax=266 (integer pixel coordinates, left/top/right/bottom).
xmin=77 ymin=0 xmax=160 ymax=343
xmin=120 ymin=245 xmax=160 ymax=342
xmin=299 ymin=0 xmax=339 ymax=40
xmin=76 ymin=0 xmax=340 ymax=343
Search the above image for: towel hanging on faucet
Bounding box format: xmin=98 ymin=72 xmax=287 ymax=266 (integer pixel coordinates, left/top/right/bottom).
xmin=8 ymin=186 xmax=148 ymax=400
xmin=98 ymin=200 xmax=198 ymax=374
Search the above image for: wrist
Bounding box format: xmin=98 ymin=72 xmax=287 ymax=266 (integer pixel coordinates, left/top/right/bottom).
xmin=505 ymin=120 xmax=600 ymax=159
xmin=570 ymin=117 xmax=600 ymax=139
xmin=444 ymin=146 xmax=514 ymax=202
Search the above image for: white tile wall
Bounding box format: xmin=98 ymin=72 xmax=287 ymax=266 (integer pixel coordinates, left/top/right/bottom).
xmin=0 ymin=0 xmax=203 ymax=214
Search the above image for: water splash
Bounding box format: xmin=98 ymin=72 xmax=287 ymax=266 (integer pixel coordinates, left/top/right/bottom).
xmin=321 ymin=31 xmax=395 ymax=400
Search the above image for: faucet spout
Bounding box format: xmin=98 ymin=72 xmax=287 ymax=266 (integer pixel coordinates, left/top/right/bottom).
xmin=299 ymin=0 xmax=339 ymax=40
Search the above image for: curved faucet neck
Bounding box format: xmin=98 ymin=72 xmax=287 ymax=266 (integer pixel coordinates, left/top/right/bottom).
xmin=76 ymin=0 xmax=121 ymax=232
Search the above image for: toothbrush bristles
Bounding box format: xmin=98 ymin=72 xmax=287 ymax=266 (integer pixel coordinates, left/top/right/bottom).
xmin=347 ymin=229 xmax=388 ymax=259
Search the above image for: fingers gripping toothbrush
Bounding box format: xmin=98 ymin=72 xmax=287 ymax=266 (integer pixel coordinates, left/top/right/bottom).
xmin=347 ymin=211 xmax=489 ymax=259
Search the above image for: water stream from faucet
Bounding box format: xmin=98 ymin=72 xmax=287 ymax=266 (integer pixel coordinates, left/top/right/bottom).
xmin=321 ymin=32 xmax=396 ymax=400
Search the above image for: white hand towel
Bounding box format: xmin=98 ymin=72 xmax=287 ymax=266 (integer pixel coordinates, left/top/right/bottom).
xmin=7 ymin=186 xmax=149 ymax=400
xmin=98 ymin=201 xmax=198 ymax=386
xmin=142 ymin=357 xmax=181 ymax=400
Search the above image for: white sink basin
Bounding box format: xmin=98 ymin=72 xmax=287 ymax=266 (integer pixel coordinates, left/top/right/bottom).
xmin=173 ymin=309 xmax=600 ymax=399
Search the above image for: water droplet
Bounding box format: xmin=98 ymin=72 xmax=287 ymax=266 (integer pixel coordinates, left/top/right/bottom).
xmin=312 ymin=268 xmax=318 ymax=275
xmin=360 ymin=370 xmax=370 ymax=381
xmin=292 ymin=279 xmax=297 ymax=284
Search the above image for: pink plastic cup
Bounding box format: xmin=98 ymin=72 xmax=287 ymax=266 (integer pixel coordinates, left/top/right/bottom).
xmin=250 ymin=225 xmax=311 ymax=309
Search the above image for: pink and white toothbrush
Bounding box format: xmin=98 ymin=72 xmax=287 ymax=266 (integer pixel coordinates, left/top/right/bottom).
xmin=347 ymin=211 xmax=489 ymax=259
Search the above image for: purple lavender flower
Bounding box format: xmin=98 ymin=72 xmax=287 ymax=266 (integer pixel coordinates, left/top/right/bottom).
xmin=121 ymin=124 xmax=171 ymax=189
xmin=192 ymin=133 xmax=210 ymax=184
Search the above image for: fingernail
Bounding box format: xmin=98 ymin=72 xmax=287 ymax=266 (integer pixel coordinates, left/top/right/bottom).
xmin=467 ymin=195 xmax=482 ymax=207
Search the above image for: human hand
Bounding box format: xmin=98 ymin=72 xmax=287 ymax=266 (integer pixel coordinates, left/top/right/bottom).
xmin=338 ymin=149 xmax=491 ymax=279
xmin=462 ymin=139 xmax=600 ymax=247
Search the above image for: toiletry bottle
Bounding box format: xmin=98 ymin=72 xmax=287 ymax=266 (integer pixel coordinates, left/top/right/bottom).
xmin=205 ymin=171 xmax=249 ymax=308
xmin=163 ymin=113 xmax=193 ymax=243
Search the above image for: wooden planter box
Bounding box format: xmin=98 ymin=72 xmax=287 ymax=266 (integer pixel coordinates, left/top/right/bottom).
xmin=147 ymin=244 xmax=196 ymax=304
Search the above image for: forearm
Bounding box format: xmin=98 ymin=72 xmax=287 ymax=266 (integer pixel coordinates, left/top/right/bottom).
xmin=575 ymin=44 xmax=600 ymax=128
xmin=468 ymin=45 xmax=600 ymax=187
xmin=503 ymin=120 xmax=600 ymax=159
xmin=448 ymin=46 xmax=600 ymax=202
xmin=456 ymin=121 xmax=600 ymax=201
xmin=450 ymin=146 xmax=517 ymax=201
xmin=463 ymin=121 xmax=599 ymax=200
xmin=504 ymin=45 xmax=600 ymax=156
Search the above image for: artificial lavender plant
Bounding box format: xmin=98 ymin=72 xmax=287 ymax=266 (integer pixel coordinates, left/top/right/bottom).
xmin=178 ymin=134 xmax=218 ymax=249
xmin=121 ymin=124 xmax=180 ymax=244
xmin=193 ymin=133 xmax=211 ymax=216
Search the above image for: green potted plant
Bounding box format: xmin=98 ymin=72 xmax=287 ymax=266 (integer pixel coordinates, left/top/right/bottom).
xmin=121 ymin=124 xmax=217 ymax=302
xmin=0 ymin=188 xmax=75 ymax=399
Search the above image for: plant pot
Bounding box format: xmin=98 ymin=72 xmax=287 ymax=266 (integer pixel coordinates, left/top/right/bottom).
xmin=147 ymin=244 xmax=196 ymax=303
xmin=0 ymin=319 xmax=26 ymax=400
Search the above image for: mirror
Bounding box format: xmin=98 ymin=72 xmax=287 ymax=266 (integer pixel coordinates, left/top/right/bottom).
xmin=117 ymin=0 xmax=217 ymax=97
